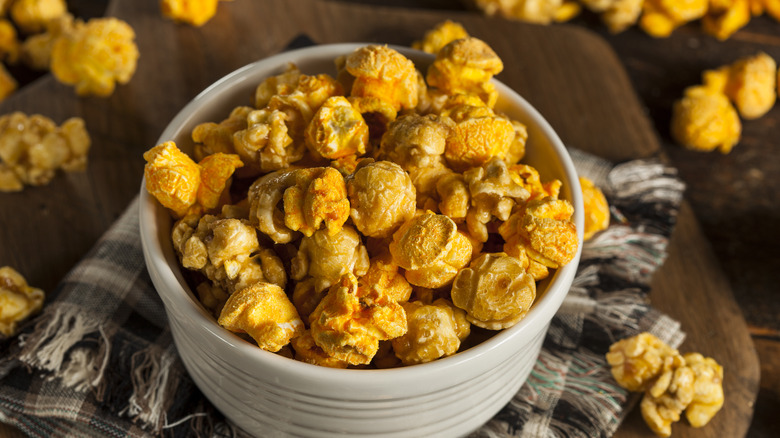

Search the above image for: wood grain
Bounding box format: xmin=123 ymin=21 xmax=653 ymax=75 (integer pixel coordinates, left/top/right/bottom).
xmin=0 ymin=0 xmax=759 ymax=437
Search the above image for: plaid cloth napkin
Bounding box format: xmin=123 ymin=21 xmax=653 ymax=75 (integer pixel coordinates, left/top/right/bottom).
xmin=0 ymin=148 xmax=685 ymax=438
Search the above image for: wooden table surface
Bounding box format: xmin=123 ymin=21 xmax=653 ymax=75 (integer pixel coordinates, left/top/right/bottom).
xmin=0 ymin=1 xmax=777 ymax=437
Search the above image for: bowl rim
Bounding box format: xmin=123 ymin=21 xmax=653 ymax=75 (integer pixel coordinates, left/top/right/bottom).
xmin=139 ymin=42 xmax=584 ymax=385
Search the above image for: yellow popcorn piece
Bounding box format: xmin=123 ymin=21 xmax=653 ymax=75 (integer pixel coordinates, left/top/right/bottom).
xmin=10 ymin=0 xmax=66 ymax=34
xmin=641 ymin=364 xmax=696 ymax=437
xmin=443 ymin=103 xmax=516 ymax=172
xmin=427 ymin=37 xmax=503 ymax=108
xmin=161 ymin=0 xmax=225 ymax=27
xmin=218 ymin=282 xmax=305 ymax=353
xmin=391 ymin=298 xmax=470 ymax=365
xmin=702 ymin=0 xmax=752 ymax=40
xmin=345 ymin=44 xmax=419 ymax=113
xmin=723 ymin=52 xmax=777 ymax=120
xmin=606 ymin=332 xmax=685 ymax=393
xmin=347 ymin=160 xmax=416 ymax=238
xmin=389 ymin=212 xmax=472 ymax=289
xmin=580 ymin=176 xmax=610 ymax=240
xmin=50 ymin=17 xmax=139 ymax=97
xmin=640 ymin=0 xmax=708 ymax=38
xmin=683 ymin=352 xmax=725 ymax=428
xmin=451 ymin=253 xmax=536 ymax=330
xmin=305 ymin=95 xmax=368 ymax=160
xmin=0 ymin=266 xmax=45 ymax=337
xmin=670 ymin=85 xmax=741 ymax=153
xmin=282 ymin=167 xmax=351 ymax=237
xmin=196 ymin=152 xmax=243 ymax=211
xmin=291 ymin=330 xmax=349 ymax=368
xmin=309 ymin=273 xmax=407 ymax=366
xmin=0 ymin=112 xmax=90 ymax=192
xmin=144 ymin=142 xmax=203 ymax=217
xmin=411 ymin=20 xmax=469 ymax=55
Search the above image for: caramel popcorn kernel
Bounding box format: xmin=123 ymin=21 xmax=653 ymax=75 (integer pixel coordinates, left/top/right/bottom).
xmin=347 ymin=160 xmax=416 ymax=238
xmin=391 ymin=299 xmax=470 ymax=365
xmin=606 ymin=332 xmax=684 ymax=392
xmin=451 ymin=253 xmax=536 ymax=330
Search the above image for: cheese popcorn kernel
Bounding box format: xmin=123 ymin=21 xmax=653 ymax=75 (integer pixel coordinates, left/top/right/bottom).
xmin=161 ymin=0 xmax=228 ymax=27
xmin=0 ymin=112 xmax=91 ymax=192
xmin=50 ymin=17 xmax=139 ymax=97
xmin=579 ymin=176 xmax=610 ymax=240
xmin=723 ymin=52 xmax=778 ymax=120
xmin=305 ymin=96 xmax=368 ymax=159
xmin=411 ymin=20 xmax=470 ymax=55
xmin=309 ymin=273 xmax=407 ymax=366
xmin=427 ymin=37 xmax=503 ymax=108
xmin=606 ymin=332 xmax=684 ymax=392
xmin=671 ymin=85 xmax=741 ymax=153
xmin=10 ymin=0 xmax=66 ymax=34
xmin=0 ymin=266 xmax=45 ymax=337
xmin=218 ymin=282 xmax=305 ymax=352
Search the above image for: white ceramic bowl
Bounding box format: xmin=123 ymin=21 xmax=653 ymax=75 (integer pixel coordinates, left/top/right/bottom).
xmin=140 ymin=43 xmax=583 ymax=438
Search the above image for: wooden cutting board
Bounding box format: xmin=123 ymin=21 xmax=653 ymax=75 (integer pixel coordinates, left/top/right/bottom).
xmin=0 ymin=0 xmax=758 ymax=437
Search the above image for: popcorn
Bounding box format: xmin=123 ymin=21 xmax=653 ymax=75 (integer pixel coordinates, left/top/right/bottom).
xmin=309 ymin=273 xmax=407 ymax=365
xmin=473 ymin=0 xmax=570 ymax=25
xmin=683 ymin=353 xmax=725 ymax=428
xmin=443 ymin=103 xmax=516 ymax=172
xmin=451 ymin=253 xmax=536 ymax=329
xmin=144 ymin=141 xmax=243 ymax=217
xmin=218 ymin=282 xmax=305 ymax=352
xmin=161 ymin=0 xmax=227 ymax=27
xmin=0 ymin=18 xmax=19 ymax=63
xmin=391 ymin=298 xmax=470 ymax=365
xmin=0 ymin=266 xmax=45 ymax=337
xmin=347 ymin=160 xmax=416 ymax=238
xmin=171 ymin=214 xmax=287 ymax=295
xmin=50 ymin=17 xmax=139 ymax=96
xmin=670 ymin=85 xmax=741 ymax=153
xmin=10 ymin=0 xmax=67 ymax=34
xmin=580 ymin=176 xmax=610 ymax=240
xmin=290 ymin=225 xmax=370 ymax=295
xmin=247 ymin=167 xmax=350 ymax=243
xmin=702 ymin=0 xmax=752 ymax=40
xmin=722 ymin=52 xmax=777 ymax=120
xmin=411 ymin=20 xmax=469 ymax=55
xmin=0 ymin=112 xmax=90 ymax=192
xmin=291 ymin=330 xmax=349 ymax=368
xmin=344 ymin=44 xmax=418 ymax=112
xmin=305 ymin=96 xmax=368 ymax=159
xmin=640 ymin=0 xmax=709 ymax=38
xmin=389 ymin=212 xmax=473 ymax=289
xmin=607 ymin=333 xmax=726 ymax=436
xmin=426 ymin=37 xmax=503 ymax=107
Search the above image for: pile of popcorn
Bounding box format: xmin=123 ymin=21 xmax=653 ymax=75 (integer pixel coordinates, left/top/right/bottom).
xmin=472 ymin=0 xmax=780 ymax=40
xmin=144 ymin=37 xmax=582 ymax=368
xmin=607 ymin=333 xmax=725 ymax=437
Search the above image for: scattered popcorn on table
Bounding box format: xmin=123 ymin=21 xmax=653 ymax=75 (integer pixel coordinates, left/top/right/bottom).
xmin=50 ymin=17 xmax=139 ymax=96
xmin=671 ymin=85 xmax=742 ymax=153
xmin=702 ymin=0 xmax=751 ymax=40
xmin=0 ymin=266 xmax=45 ymax=337
xmin=10 ymin=0 xmax=67 ymax=34
xmin=0 ymin=111 xmax=90 ymax=192
xmin=606 ymin=332 xmax=725 ymax=436
xmin=722 ymin=52 xmax=777 ymax=119
xmin=579 ymin=176 xmax=610 ymax=240
xmin=144 ymin=35 xmax=581 ymax=367
xmin=161 ymin=0 xmax=231 ymax=27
